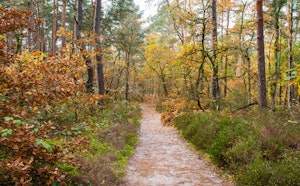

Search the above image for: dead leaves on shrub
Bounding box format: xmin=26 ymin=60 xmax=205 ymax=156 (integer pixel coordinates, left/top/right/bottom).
xmin=0 ymin=120 xmax=66 ymax=185
xmin=161 ymin=98 xmax=188 ymax=126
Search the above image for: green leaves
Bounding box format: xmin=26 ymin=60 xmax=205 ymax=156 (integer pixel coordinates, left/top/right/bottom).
xmin=1 ymin=129 xmax=13 ymax=137
xmin=4 ymin=116 xmax=14 ymax=122
xmin=35 ymin=139 xmax=53 ymax=152
xmin=4 ymin=117 xmax=26 ymax=126
xmin=284 ymin=69 xmax=297 ymax=81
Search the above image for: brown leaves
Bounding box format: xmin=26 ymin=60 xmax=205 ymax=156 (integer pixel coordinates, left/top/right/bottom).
xmin=0 ymin=120 xmax=65 ymax=185
xmin=0 ymin=7 xmax=30 ymax=34
xmin=0 ymin=51 xmax=85 ymax=117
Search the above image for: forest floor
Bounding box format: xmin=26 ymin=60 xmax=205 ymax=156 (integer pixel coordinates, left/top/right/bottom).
xmin=124 ymin=103 xmax=233 ymax=186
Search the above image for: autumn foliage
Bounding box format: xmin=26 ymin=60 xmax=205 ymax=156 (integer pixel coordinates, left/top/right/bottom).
xmin=0 ymin=51 xmax=85 ymax=117
xmin=0 ymin=6 xmax=87 ymax=185
xmin=0 ymin=120 xmax=65 ymax=185
xmin=0 ymin=7 xmax=30 ymax=34
xmin=0 ymin=7 xmax=29 ymax=63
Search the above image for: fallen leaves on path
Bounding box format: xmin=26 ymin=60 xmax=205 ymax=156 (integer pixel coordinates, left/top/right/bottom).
xmin=125 ymin=103 xmax=233 ymax=186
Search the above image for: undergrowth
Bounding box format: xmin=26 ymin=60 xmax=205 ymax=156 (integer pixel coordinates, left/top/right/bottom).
xmin=0 ymin=99 xmax=141 ymax=185
xmin=174 ymin=106 xmax=300 ymax=186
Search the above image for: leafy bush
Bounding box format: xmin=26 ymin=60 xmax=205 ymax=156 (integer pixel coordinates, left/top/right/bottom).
xmin=0 ymin=119 xmax=66 ymax=185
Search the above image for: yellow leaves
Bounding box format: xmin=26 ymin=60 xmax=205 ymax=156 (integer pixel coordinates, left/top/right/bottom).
xmin=57 ymin=27 xmax=73 ymax=40
xmin=65 ymin=68 xmax=71 ymax=74
xmin=74 ymin=73 xmax=80 ymax=79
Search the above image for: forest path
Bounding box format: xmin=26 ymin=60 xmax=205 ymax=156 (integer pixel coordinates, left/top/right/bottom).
xmin=124 ymin=103 xmax=233 ymax=186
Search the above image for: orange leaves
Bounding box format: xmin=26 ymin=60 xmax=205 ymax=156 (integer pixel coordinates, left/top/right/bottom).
xmin=0 ymin=50 xmax=85 ymax=117
xmin=0 ymin=7 xmax=30 ymax=34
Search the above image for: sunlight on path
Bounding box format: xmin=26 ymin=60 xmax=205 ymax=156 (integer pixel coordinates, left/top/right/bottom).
xmin=124 ymin=103 xmax=233 ymax=186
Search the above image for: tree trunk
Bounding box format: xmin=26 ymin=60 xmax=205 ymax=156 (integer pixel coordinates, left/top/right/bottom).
xmin=270 ymin=1 xmax=283 ymax=110
xmin=287 ymin=0 xmax=295 ymax=108
xmin=125 ymin=51 xmax=130 ymax=102
xmin=51 ymin=0 xmax=58 ymax=56
xmin=236 ymin=3 xmax=246 ymax=78
xmin=28 ymin=0 xmax=35 ymax=51
xmin=224 ymin=1 xmax=231 ymax=97
xmin=40 ymin=0 xmax=45 ymax=52
xmin=160 ymin=70 xmax=168 ymax=98
xmin=94 ymin=0 xmax=105 ymax=103
xmin=76 ymin=0 xmax=94 ymax=93
xmin=76 ymin=0 xmax=83 ymax=44
xmin=256 ymin=0 xmax=268 ymax=107
xmin=61 ymin=0 xmax=67 ymax=49
xmin=211 ymin=0 xmax=220 ymax=110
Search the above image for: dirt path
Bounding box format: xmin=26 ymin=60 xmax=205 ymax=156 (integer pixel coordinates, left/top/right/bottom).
xmin=124 ymin=103 xmax=233 ymax=186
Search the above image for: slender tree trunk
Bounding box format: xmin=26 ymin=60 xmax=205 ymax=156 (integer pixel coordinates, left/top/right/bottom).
xmin=246 ymin=52 xmax=251 ymax=104
xmin=76 ymin=0 xmax=83 ymax=45
xmin=61 ymin=0 xmax=67 ymax=49
xmin=76 ymin=0 xmax=95 ymax=93
xmin=224 ymin=2 xmax=230 ymax=97
xmin=125 ymin=51 xmax=130 ymax=101
xmin=51 ymin=0 xmax=58 ymax=56
xmin=256 ymin=0 xmax=268 ymax=107
xmin=28 ymin=0 xmax=35 ymax=51
xmin=6 ymin=1 xmax=14 ymax=55
xmin=236 ymin=3 xmax=246 ymax=78
xmin=270 ymin=1 xmax=283 ymax=110
xmin=211 ymin=0 xmax=219 ymax=110
xmin=287 ymin=0 xmax=295 ymax=108
xmin=40 ymin=0 xmax=45 ymax=52
xmin=94 ymin=0 xmax=105 ymax=104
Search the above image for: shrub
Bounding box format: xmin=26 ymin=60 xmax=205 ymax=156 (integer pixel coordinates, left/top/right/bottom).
xmin=236 ymin=153 xmax=300 ymax=186
xmin=269 ymin=153 xmax=300 ymax=185
xmin=208 ymin=117 xmax=248 ymax=166
xmin=175 ymin=112 xmax=217 ymax=150
xmin=174 ymin=108 xmax=300 ymax=186
xmin=236 ymin=157 xmax=272 ymax=186
xmin=0 ymin=119 xmax=66 ymax=185
xmin=225 ymin=136 xmax=261 ymax=171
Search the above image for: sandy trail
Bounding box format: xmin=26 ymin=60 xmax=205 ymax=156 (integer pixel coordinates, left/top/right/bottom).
xmin=124 ymin=103 xmax=233 ymax=186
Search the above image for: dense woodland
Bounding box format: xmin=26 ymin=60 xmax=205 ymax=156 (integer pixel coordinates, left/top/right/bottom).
xmin=1 ymin=0 xmax=300 ymax=185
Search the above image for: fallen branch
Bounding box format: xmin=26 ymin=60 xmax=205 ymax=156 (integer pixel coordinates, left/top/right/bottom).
xmin=232 ymin=101 xmax=258 ymax=113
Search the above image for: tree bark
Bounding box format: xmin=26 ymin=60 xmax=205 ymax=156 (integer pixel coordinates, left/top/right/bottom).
xmin=51 ymin=0 xmax=58 ymax=56
xmin=224 ymin=1 xmax=231 ymax=97
xmin=40 ymin=0 xmax=45 ymax=52
xmin=270 ymin=0 xmax=284 ymax=110
xmin=211 ymin=0 xmax=220 ymax=110
xmin=256 ymin=0 xmax=268 ymax=107
xmin=76 ymin=0 xmax=95 ymax=93
xmin=61 ymin=0 xmax=67 ymax=49
xmin=94 ymin=0 xmax=105 ymax=103
xmin=125 ymin=51 xmax=130 ymax=101
xmin=287 ymin=0 xmax=295 ymax=108
xmin=28 ymin=0 xmax=35 ymax=51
